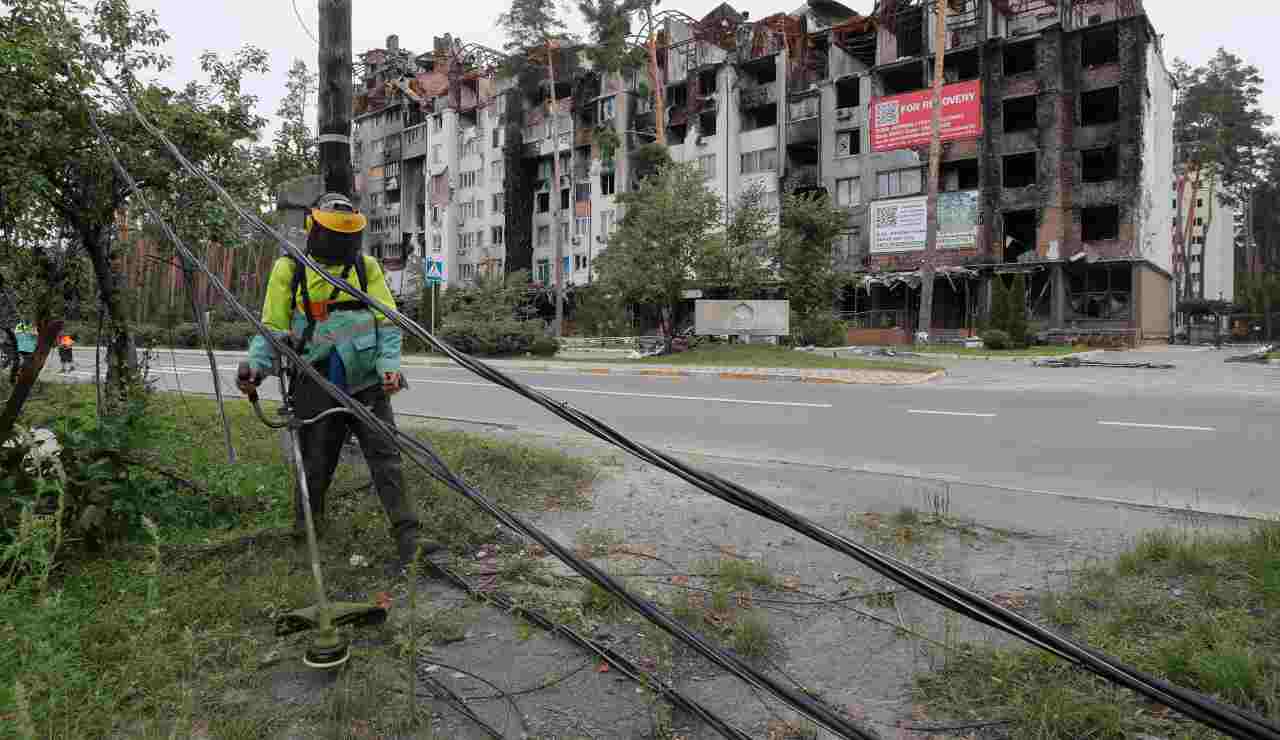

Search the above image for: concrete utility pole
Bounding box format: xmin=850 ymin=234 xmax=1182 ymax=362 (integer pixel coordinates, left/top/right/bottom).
xmin=645 ymin=2 xmax=666 ymax=147
xmin=918 ymin=0 xmax=948 ymax=343
xmin=318 ymin=0 xmax=354 ymax=197
xmin=547 ymin=40 xmax=566 ymax=336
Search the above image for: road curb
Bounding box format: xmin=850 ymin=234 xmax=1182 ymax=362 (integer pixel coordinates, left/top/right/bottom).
xmin=127 ymin=347 xmax=947 ymax=386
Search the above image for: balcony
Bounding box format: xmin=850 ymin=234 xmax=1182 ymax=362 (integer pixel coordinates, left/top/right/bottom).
xmin=739 ymin=85 xmax=777 ymax=110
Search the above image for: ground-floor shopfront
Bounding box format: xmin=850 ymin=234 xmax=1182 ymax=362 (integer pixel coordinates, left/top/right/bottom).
xmin=839 ymin=259 xmax=1172 ymax=345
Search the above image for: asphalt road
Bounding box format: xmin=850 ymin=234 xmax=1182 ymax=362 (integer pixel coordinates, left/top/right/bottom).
xmin=54 ymin=346 xmax=1279 ymax=518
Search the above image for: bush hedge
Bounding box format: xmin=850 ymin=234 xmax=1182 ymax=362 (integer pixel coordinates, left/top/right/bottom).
xmin=980 ymin=329 xmax=1011 ymax=350
xmin=61 ymin=322 xmax=258 ymax=351
xmin=794 ymin=314 xmax=849 ymax=348
xmin=437 ymin=318 xmax=548 ymax=356
xmin=59 ymin=318 xmax=555 ymax=357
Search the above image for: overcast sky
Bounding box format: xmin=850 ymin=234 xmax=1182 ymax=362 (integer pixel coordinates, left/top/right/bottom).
xmin=131 ymin=0 xmax=1280 ymax=139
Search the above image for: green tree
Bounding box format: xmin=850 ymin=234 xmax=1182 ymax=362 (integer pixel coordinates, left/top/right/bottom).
xmin=988 ymin=276 xmax=1010 ymax=336
xmin=497 ymin=0 xmax=571 ymax=55
xmin=1006 ymin=273 xmax=1029 ymax=347
xmin=262 ymin=59 xmax=318 ymax=201
xmin=773 ymin=190 xmax=846 ymax=324
xmin=697 ymin=180 xmax=772 ymax=299
xmin=0 ymin=0 xmax=269 ymax=401
xmin=578 ymin=0 xmax=646 ymax=76
xmin=594 ymin=162 xmax=719 ymax=351
xmin=1173 ymin=49 xmax=1273 ymax=299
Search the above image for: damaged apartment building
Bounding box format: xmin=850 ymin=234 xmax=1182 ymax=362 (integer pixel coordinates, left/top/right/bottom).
xmin=350 ymin=34 xmax=633 ymax=295
xmin=350 ymin=0 xmax=1175 ymax=343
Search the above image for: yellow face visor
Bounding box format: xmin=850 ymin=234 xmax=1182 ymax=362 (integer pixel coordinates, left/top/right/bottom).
xmin=306 ymin=208 xmax=367 ymax=234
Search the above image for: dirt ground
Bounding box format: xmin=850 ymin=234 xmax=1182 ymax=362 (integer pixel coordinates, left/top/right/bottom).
xmin=279 ymin=420 xmax=1249 ymax=740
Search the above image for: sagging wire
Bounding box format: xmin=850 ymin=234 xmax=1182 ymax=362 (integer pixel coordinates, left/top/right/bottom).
xmin=93 ymin=59 xmax=1280 ymax=740
xmin=85 ymin=101 xmax=763 ymax=740
xmin=85 ymin=111 xmax=511 ymax=740
xmin=88 ymin=68 xmax=880 ymax=740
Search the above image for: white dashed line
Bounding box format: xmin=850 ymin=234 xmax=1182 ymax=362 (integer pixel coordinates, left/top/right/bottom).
xmin=907 ymin=409 xmax=996 ymax=418
xmin=1097 ymin=421 xmax=1217 ymax=432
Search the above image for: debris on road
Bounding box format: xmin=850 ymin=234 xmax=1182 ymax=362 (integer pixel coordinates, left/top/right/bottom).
xmin=1224 ymin=344 xmax=1275 ymax=363
xmin=1034 ymin=357 xmax=1175 ymax=369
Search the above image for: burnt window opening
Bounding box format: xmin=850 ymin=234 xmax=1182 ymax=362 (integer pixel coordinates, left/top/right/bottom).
xmin=944 ymin=48 xmax=980 ymax=82
xmin=1068 ymin=264 xmax=1131 ymax=319
xmin=699 ymin=110 xmax=717 ymax=136
xmin=1003 ymin=41 xmax=1037 ymax=76
xmin=537 ymin=192 xmax=550 ymax=213
xmin=1081 ymin=147 xmax=1119 ymax=182
xmin=1081 ymin=87 xmax=1120 ymax=126
xmin=1080 ymin=26 xmax=1119 ymax=67
xmin=699 ymin=68 xmax=718 ymax=95
xmin=1003 ymin=152 xmax=1038 ymax=189
xmin=667 ymin=83 xmax=688 ymax=108
xmin=1003 ymin=209 xmax=1038 ymax=262
xmin=880 ymin=63 xmax=926 ymax=95
xmin=1082 ymin=205 xmax=1120 ymax=241
xmin=943 ymin=159 xmax=979 ymax=191
xmin=743 ymin=105 xmax=777 ymax=131
xmin=1003 ymin=95 xmax=1038 ymax=132
xmin=741 ymin=56 xmax=777 ymax=85
xmin=896 ymin=5 xmax=925 ymax=58
xmin=836 ymin=76 xmax=861 ymax=109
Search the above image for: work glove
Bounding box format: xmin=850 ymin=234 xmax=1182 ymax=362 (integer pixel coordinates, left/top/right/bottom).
xmin=237 ymin=362 xmax=266 ymax=398
xmin=382 ymin=371 xmax=404 ymax=396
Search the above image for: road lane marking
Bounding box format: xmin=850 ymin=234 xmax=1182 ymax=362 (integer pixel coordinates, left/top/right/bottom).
xmin=907 ymin=409 xmax=996 ymax=418
xmin=404 ymin=378 xmax=833 ymax=408
xmin=1097 ymin=421 xmax=1217 ymax=432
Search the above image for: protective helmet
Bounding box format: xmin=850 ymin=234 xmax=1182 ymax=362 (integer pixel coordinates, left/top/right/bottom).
xmin=305 ymin=192 xmax=367 ymax=265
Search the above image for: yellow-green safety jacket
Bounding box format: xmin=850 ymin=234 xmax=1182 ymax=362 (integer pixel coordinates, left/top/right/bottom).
xmin=247 ymin=256 xmax=402 ymax=394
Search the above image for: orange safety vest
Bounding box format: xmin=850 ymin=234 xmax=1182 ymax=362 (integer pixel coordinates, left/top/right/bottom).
xmin=59 ymin=335 xmax=74 ymax=348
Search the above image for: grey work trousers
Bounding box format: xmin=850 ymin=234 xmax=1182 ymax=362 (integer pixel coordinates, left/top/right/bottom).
xmin=290 ymin=369 xmax=419 ymax=539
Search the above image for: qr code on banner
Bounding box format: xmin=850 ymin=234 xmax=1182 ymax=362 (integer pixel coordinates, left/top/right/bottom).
xmin=876 ymin=205 xmax=899 ymax=228
xmin=874 ymin=101 xmax=900 ymax=127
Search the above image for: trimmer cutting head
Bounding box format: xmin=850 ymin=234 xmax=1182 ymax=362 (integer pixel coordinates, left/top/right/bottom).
xmin=303 ymin=634 xmax=351 ymax=670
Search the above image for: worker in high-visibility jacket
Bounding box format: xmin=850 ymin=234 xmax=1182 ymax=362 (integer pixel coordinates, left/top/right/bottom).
xmin=236 ymin=192 xmax=436 ymax=574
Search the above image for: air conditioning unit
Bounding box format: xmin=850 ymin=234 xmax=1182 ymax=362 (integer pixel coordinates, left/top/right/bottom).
xmin=559 ymin=175 xmax=571 ymax=188
xmin=696 ymin=135 xmax=707 ymax=146
xmin=572 ymin=237 xmax=581 ymax=245
xmin=836 ymin=108 xmax=853 ymax=120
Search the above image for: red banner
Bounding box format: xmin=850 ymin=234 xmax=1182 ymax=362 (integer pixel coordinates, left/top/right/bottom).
xmin=869 ymin=80 xmax=983 ymax=152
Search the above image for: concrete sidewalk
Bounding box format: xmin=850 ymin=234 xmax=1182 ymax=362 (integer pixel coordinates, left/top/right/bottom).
xmin=130 ymin=346 xmax=946 ymax=386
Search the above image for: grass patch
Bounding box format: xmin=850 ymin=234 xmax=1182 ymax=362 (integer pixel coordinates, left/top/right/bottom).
xmin=915 ymin=523 xmax=1280 ymax=739
xmin=626 ymin=344 xmax=939 ymax=373
xmin=2 ymin=384 xmax=597 ymax=738
xmin=912 ymin=344 xmax=1081 ymax=358
xmin=575 ymin=527 xmax=624 ymax=555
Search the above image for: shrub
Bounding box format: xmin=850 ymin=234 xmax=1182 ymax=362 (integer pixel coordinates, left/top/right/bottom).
xmin=438 ymin=318 xmax=543 ymax=356
xmin=981 ymin=329 xmax=1011 ymax=350
xmin=794 ymin=314 xmax=848 ymax=347
xmin=529 ymin=336 xmax=559 ymax=357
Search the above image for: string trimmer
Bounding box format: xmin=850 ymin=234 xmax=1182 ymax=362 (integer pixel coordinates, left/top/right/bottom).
xmin=247 ymin=372 xmax=386 ymax=669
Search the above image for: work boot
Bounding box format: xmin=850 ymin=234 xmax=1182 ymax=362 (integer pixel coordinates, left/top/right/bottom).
xmin=392 ymin=527 xmax=444 ymax=575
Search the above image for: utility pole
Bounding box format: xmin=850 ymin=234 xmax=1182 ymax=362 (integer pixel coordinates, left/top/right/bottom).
xmin=645 ymin=2 xmax=666 ymax=147
xmin=318 ymin=0 xmax=354 ymax=197
xmin=917 ymin=0 xmax=948 ymax=344
xmin=547 ymin=40 xmax=566 ymax=336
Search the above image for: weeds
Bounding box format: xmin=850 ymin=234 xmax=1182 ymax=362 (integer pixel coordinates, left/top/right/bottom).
xmin=915 ymin=521 xmax=1280 ymax=738
xmin=1 ymin=386 xmax=598 ymax=737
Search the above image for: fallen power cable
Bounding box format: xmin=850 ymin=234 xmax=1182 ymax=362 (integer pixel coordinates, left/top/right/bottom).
xmin=94 ymin=66 xmax=1280 ymax=740
xmin=87 ymin=111 xmax=781 ymax=740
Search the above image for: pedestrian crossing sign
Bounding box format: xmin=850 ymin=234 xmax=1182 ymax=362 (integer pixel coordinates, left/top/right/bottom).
xmin=424 ymin=256 xmax=446 ymax=285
